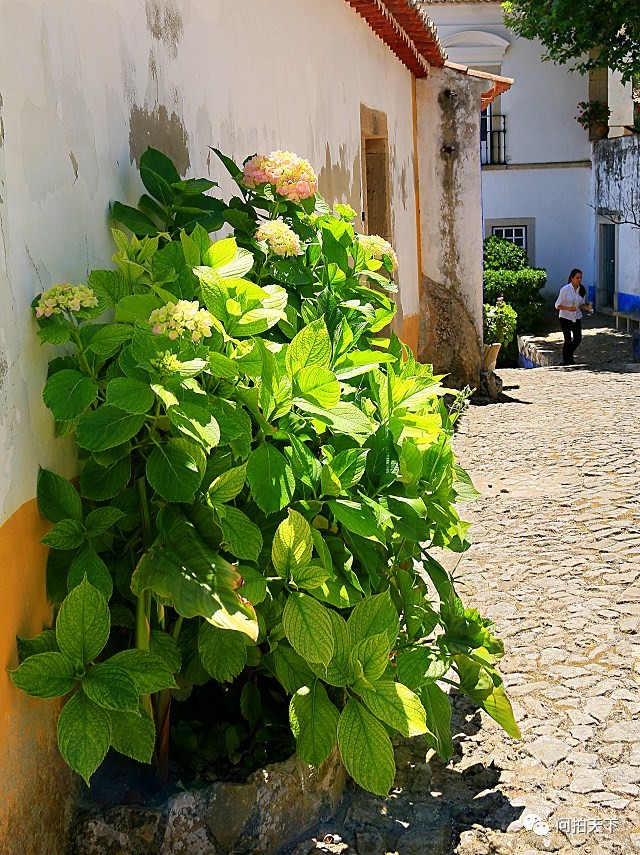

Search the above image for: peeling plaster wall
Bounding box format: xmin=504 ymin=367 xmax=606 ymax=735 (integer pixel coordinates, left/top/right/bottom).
xmin=416 ymin=66 xmax=485 ymax=389
xmin=593 ymin=137 xmax=640 ymax=313
xmin=0 ymin=1 xmax=420 ymax=850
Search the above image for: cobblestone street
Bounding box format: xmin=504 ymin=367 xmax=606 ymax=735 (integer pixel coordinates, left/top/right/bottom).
xmin=283 ymin=324 xmax=640 ymax=855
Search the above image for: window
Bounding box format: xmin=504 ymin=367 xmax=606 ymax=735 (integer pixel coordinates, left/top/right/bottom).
xmin=492 ymin=225 xmax=527 ymax=250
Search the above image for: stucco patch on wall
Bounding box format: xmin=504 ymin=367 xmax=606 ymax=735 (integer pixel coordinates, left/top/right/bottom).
xmin=129 ymin=103 xmax=190 ymax=174
xmin=318 ymin=143 xmax=360 ymax=211
xmin=145 ymin=0 xmax=184 ymax=58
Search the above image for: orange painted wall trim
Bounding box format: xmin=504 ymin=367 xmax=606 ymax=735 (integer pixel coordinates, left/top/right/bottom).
xmin=400 ymin=312 xmax=419 ymax=355
xmin=0 ymin=498 xmax=76 ymax=855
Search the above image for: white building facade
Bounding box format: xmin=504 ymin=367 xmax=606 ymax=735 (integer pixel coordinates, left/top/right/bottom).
xmin=425 ymin=0 xmax=634 ymax=307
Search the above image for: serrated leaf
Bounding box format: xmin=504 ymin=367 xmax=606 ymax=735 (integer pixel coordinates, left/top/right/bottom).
xmin=10 ymin=651 xmax=77 ymax=698
xmin=272 ymin=645 xmax=316 ymax=694
xmin=106 ymin=378 xmax=155 ymax=414
xmin=111 ymin=202 xmax=159 ymax=237
xmin=57 ymin=691 xmax=111 ymax=785
xmin=150 ymin=630 xmax=182 ymax=673
xmin=216 ymin=505 xmax=263 ymax=561
xmin=455 ymin=654 xmax=521 ymax=739
xmin=272 ymin=510 xmax=313 ymax=579
xmin=68 ymin=548 xmax=114 ymax=599
xmin=207 ymin=463 xmax=246 ymax=504
xmin=146 ymin=441 xmax=202 ymax=503
xmin=85 ymin=507 xmax=125 ymax=537
xmin=292 ymin=562 xmax=330 ymax=591
xmin=43 ymin=370 xmax=98 ymax=420
xmin=82 ymin=664 xmax=139 ymax=712
xmin=337 ymin=699 xmax=396 ymax=796
xmin=347 ymin=591 xmax=399 ymax=649
xmin=88 ymin=322 xmax=133 ymax=356
xmin=327 ymin=499 xmax=382 ymax=541
xmin=56 ymin=577 xmax=110 ymax=665
xmin=282 ymin=592 xmax=334 ymax=666
xmin=168 ymin=403 xmax=220 ymax=452
xmin=309 ymin=609 xmax=353 ymax=687
xmin=198 ymin=623 xmax=247 ymax=682
xmin=106 ymin=649 xmax=177 ymax=693
xmin=17 ymin=629 xmax=59 ymax=662
xmin=328 ymin=449 xmax=369 ymax=489
xmin=288 ymin=435 xmax=321 ymax=490
xmin=294 ymin=366 xmax=340 ymax=409
xmin=420 ymin=683 xmax=454 ymax=760
xmin=359 ymin=680 xmax=428 ymax=737
xmin=110 ymin=707 xmax=155 ymax=763
xmin=80 ymin=456 xmax=131 ymax=501
xmin=290 ymin=682 xmax=339 ymax=766
xmin=296 ymin=400 xmax=375 ymax=440
xmin=285 ymin=318 xmax=332 ymax=375
xmin=41 ymin=518 xmax=86 ymax=551
xmin=76 ymin=406 xmax=145 ymax=452
xmin=246 ymin=443 xmax=295 ymax=514
xmin=37 ymin=468 xmax=83 ymax=523
xmin=351 ymin=632 xmax=390 ymax=682
xmin=208 ymin=352 xmax=239 ymax=379
xmin=396 ymin=647 xmax=451 ymax=691
xmin=240 ymin=682 xmax=262 ymax=725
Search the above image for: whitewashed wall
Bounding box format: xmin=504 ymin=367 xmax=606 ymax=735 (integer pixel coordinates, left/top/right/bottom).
xmin=0 ymin=0 xmax=421 ymax=524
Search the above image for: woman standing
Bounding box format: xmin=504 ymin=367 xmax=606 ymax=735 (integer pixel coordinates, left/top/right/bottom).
xmin=555 ymin=268 xmax=591 ymax=365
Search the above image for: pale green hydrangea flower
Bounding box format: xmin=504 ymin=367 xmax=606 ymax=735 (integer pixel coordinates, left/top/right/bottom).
xmin=35 ymin=283 xmax=98 ymax=318
xmin=357 ymin=234 xmax=398 ymax=271
xmin=149 ymin=300 xmax=215 ymax=342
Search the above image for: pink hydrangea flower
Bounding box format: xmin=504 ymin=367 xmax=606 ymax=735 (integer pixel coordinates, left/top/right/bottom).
xmin=35 ymin=283 xmax=98 ymax=318
xmin=255 ymin=219 xmax=302 ymax=257
xmin=242 ymin=150 xmax=318 ymax=202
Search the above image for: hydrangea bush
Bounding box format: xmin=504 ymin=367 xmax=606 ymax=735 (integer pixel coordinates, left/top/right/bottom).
xmin=12 ymin=147 xmax=519 ymax=794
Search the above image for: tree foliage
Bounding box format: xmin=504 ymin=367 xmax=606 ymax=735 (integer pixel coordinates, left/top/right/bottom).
xmin=503 ymin=0 xmax=640 ymax=83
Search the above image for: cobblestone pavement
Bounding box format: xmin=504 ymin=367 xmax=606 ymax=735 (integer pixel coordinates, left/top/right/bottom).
xmin=280 ymin=324 xmax=640 ymax=855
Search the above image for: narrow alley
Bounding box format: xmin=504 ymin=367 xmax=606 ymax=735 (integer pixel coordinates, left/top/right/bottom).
xmin=285 ymin=329 xmax=640 ymax=855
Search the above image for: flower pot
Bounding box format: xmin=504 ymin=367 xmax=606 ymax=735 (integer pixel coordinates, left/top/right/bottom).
xmin=589 ymin=123 xmax=609 ymax=141
xmin=482 ymin=342 xmax=501 ymax=371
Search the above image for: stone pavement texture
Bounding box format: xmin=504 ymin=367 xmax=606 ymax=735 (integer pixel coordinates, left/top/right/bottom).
xmin=278 ymin=322 xmax=640 ymax=855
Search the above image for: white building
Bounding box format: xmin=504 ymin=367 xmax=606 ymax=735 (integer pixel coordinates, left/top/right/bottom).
xmin=425 ymin=0 xmax=634 ymax=307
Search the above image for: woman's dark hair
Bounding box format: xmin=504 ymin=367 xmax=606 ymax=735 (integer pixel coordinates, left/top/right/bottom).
xmin=578 ymin=284 xmax=586 ymax=297
xmin=567 ymin=268 xmax=582 ymax=283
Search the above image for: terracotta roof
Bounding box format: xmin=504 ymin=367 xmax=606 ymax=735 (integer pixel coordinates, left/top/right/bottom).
xmin=345 ymin=0 xmax=446 ymax=76
xmin=444 ymin=60 xmax=513 ymax=108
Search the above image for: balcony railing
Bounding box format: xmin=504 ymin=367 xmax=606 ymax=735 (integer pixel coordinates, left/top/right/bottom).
xmin=481 ymin=110 xmax=506 ymax=165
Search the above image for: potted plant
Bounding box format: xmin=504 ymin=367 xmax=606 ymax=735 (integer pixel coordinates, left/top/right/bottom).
xmin=575 ymin=99 xmax=611 ymax=140
xmin=483 ymin=297 xmax=518 ymax=370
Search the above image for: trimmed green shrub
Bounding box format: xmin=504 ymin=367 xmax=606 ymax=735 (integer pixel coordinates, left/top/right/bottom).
xmin=483 ymin=235 xmax=528 ymax=271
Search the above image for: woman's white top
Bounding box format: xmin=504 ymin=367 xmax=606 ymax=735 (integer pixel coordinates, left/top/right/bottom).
xmin=555 ymin=283 xmax=582 ymax=320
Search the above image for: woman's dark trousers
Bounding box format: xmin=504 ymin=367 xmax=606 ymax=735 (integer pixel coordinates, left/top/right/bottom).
xmin=559 ymin=318 xmax=582 ymax=364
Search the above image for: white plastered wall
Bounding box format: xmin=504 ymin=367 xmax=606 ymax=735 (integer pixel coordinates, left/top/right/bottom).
xmin=0 ymin=0 xmax=421 ymax=523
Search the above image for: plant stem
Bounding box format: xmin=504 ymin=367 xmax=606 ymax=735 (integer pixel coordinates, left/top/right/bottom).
xmin=135 ymin=477 xmax=153 ymax=717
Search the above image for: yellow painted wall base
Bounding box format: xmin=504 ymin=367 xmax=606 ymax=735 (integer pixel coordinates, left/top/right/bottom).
xmin=0 ymin=499 xmax=77 ymax=855
xmin=399 ymin=312 xmax=419 ymax=356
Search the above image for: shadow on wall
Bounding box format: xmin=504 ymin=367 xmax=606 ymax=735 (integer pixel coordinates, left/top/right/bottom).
xmin=129 ymin=104 xmax=190 ymax=174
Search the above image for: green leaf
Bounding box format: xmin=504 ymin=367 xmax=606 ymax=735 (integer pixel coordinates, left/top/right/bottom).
xmin=337 ymin=699 xmax=396 ymax=796
xmin=216 ymin=505 xmax=263 ymax=562
xmin=114 ymin=293 xmax=163 ymax=323
xmin=327 ymin=500 xmax=382 ymax=541
xmin=68 ymin=548 xmax=113 ymax=599
xmin=76 ymin=406 xmax=145 ymax=452
xmin=80 ymin=456 xmax=131 ymax=501
xmin=207 ymin=463 xmax=246 ymax=504
xmin=82 ymin=664 xmax=139 ymax=712
xmin=85 ymin=507 xmax=124 ymax=537
xmin=290 ymin=682 xmax=340 ymax=766
xmin=396 ymin=647 xmax=451 ymax=691
xmin=287 ymin=435 xmax=321 ymax=490
xmin=41 ymin=519 xmax=85 ymax=551
xmin=271 ymin=645 xmax=316 ymax=694
xmin=420 ymin=683 xmax=454 ymax=760
xmin=272 ymin=510 xmax=313 ymax=579
xmin=198 ymin=623 xmax=247 ymax=682
xmin=57 ymin=691 xmax=111 ymax=785
xmin=10 ymin=652 xmax=77 ymax=698
xmin=146 ymin=441 xmax=202 ymax=503
xmin=106 ymin=378 xmax=155 ymax=414
xmin=296 ymin=401 xmax=375 ymax=440
xmin=150 ymin=629 xmax=182 ymax=673
xmin=282 ymin=592 xmax=334 ymax=666
xmin=208 ymin=352 xmax=239 ymax=379
xmin=56 ymin=577 xmax=110 ymax=665
xmin=294 ymin=367 xmax=340 ymax=409
xmin=43 ymin=370 xmax=98 ymax=420
xmin=285 ymin=318 xmax=332 ymax=374
xmin=110 ymin=707 xmax=155 ymax=763
xmin=106 ymin=650 xmax=177 ymax=693
xmin=359 ymin=680 xmax=428 ymax=737
xmin=347 ymin=591 xmax=399 ymax=649
xmin=111 ymin=201 xmax=159 ymax=236
xmin=168 ymin=404 xmax=220 ymax=451
xmin=37 ymin=469 xmax=82 ymax=523
xmin=453 ymin=464 xmax=481 ymax=504
xmin=17 ymin=629 xmax=59 ymax=662
xmin=246 ymin=443 xmax=295 ymax=515
xmin=131 ymin=507 xmax=258 ymax=640
xmin=328 ymin=449 xmax=369 ymax=490
xmin=455 ymin=654 xmax=521 ymax=739
xmin=37 ymin=323 xmax=71 ymax=346
xmin=309 ymin=609 xmax=353 ymax=688
xmin=87 ymin=272 xmax=130 ymax=310
xmin=292 ymin=562 xmax=330 ymax=591
xmin=88 ymin=323 xmax=133 ymax=357
xmin=237 ymin=566 xmax=268 ymax=605
xmin=351 ymin=632 xmax=390 ymax=682
xmin=240 ymin=682 xmax=262 ymax=725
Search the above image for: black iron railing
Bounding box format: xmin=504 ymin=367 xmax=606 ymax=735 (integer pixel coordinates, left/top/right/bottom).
xmin=481 ymin=109 xmax=506 ymax=165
